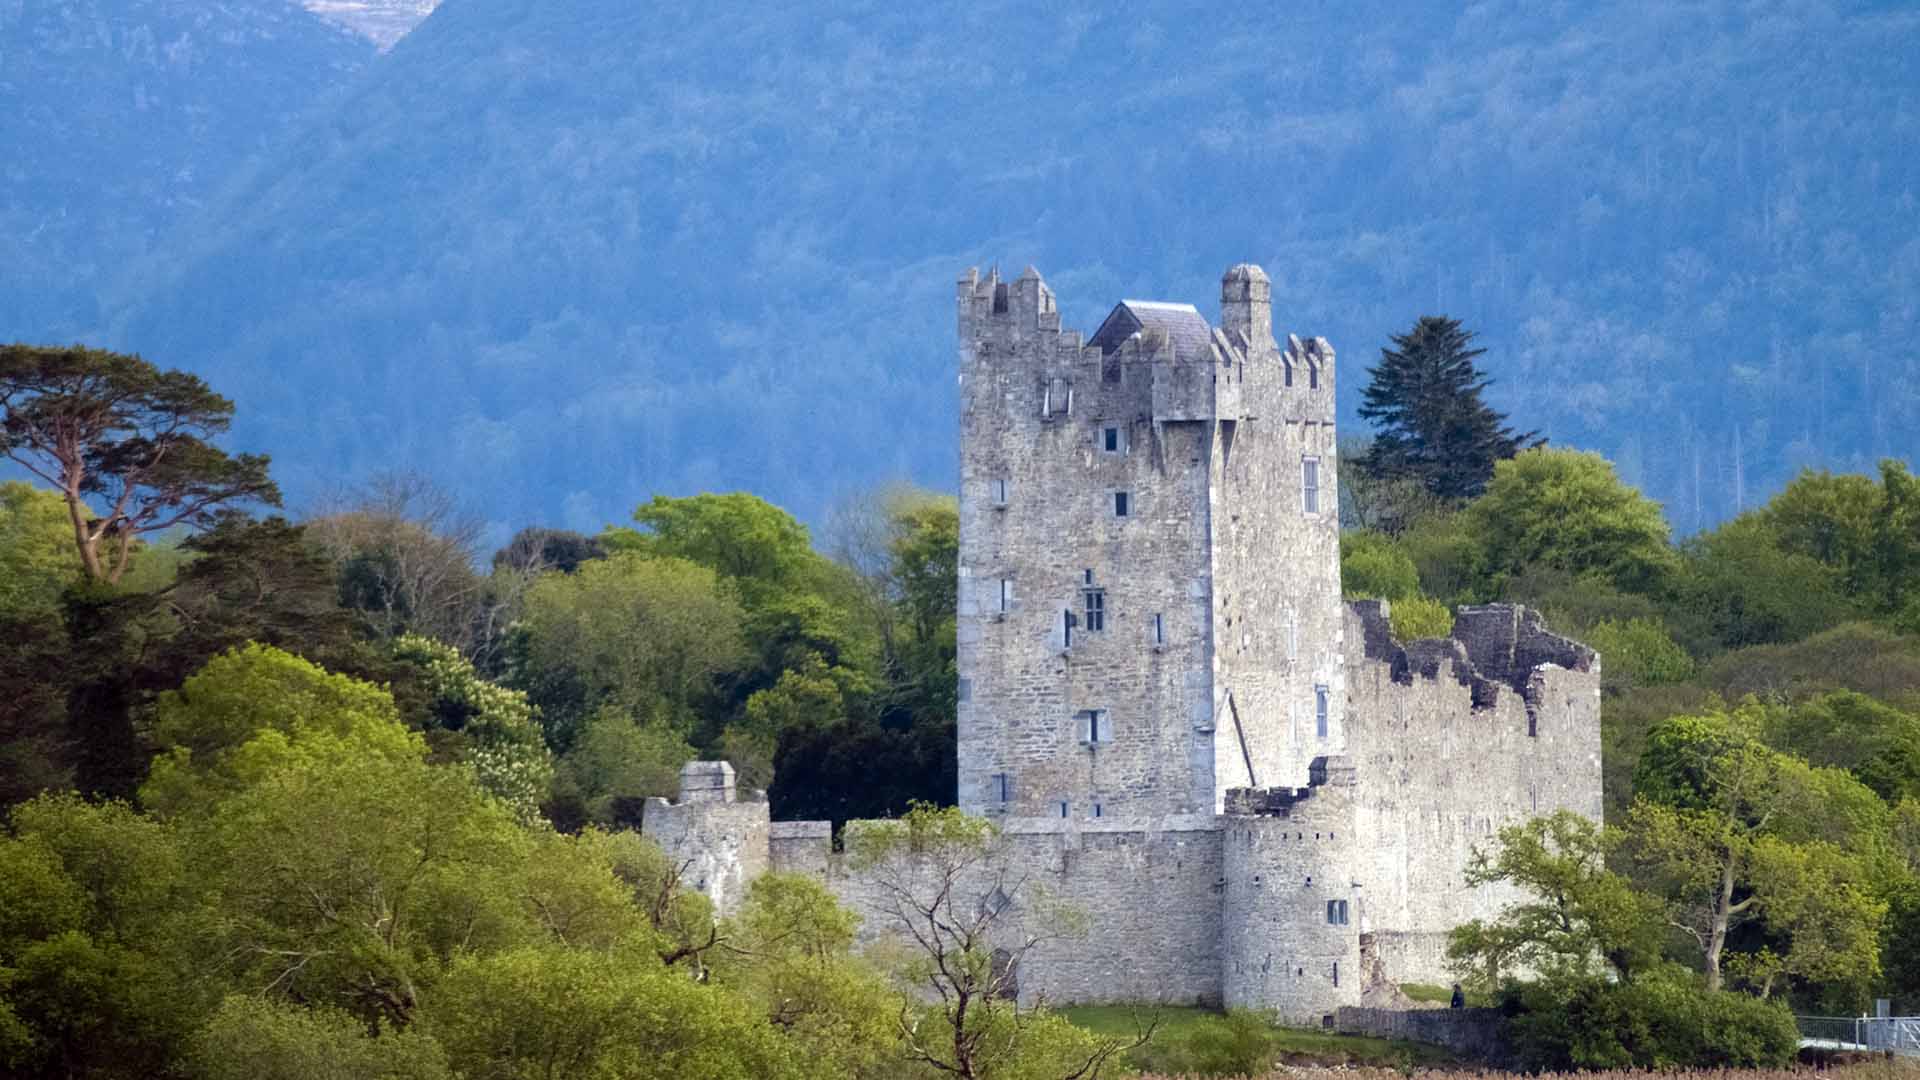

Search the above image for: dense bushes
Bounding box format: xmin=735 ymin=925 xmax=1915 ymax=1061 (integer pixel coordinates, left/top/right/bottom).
xmin=1504 ymin=977 xmax=1799 ymax=1070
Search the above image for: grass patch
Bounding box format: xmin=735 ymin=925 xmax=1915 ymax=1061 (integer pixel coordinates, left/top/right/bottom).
xmin=1058 ymin=1005 xmax=1458 ymax=1075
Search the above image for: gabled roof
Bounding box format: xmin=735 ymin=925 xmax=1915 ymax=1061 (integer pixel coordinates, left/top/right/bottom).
xmin=1086 ymin=300 xmax=1214 ymax=359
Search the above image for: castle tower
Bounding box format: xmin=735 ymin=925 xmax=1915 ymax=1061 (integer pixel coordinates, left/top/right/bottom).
xmin=955 ymin=264 xmax=1345 ymax=819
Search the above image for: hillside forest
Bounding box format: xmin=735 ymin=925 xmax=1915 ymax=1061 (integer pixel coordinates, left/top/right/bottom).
xmin=3 ymin=334 xmax=1920 ymax=1077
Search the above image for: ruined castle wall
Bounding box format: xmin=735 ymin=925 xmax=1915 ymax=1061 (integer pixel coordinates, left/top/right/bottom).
xmin=956 ymin=268 xmax=1218 ymax=818
xmin=1341 ymin=603 xmax=1603 ymax=985
xmin=1220 ymin=760 xmax=1364 ymax=1022
xmin=823 ymin=816 xmax=1227 ymax=1008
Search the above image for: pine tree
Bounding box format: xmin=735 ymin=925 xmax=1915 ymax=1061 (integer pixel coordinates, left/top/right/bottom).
xmin=1357 ymin=316 xmax=1539 ymax=500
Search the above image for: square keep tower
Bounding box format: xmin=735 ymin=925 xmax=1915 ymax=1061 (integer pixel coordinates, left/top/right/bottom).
xmin=955 ymin=264 xmax=1345 ymax=820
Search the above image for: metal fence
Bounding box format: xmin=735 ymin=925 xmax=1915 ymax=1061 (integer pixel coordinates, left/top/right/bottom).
xmin=1797 ymin=1015 xmax=1920 ymax=1057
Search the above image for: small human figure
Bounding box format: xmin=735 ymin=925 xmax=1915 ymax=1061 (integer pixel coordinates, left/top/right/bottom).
xmin=1449 ymin=983 xmax=1465 ymax=1009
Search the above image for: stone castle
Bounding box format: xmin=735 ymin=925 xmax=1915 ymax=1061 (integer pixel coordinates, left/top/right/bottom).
xmin=644 ymin=264 xmax=1602 ymax=1022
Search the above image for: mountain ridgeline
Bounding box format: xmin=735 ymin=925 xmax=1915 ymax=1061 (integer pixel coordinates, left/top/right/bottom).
xmin=9 ymin=0 xmax=1918 ymax=536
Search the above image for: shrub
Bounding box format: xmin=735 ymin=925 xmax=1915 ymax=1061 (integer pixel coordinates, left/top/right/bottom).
xmin=1389 ymin=596 xmax=1454 ymax=642
xmin=1587 ymin=617 xmax=1696 ymax=692
xmin=1341 ymin=531 xmax=1420 ymax=601
xmin=1506 ymin=977 xmax=1798 ymax=1070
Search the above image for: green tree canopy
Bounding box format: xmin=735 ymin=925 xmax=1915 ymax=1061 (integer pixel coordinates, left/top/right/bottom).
xmin=1447 ymin=811 xmax=1666 ymax=990
xmin=1625 ymin=704 xmax=1892 ymax=996
xmin=0 ymin=480 xmax=77 ymax=615
xmin=511 ymin=553 xmax=748 ymax=746
xmin=0 ymin=344 xmax=278 ymax=584
xmin=1466 ymin=447 xmax=1676 ymax=594
xmin=1356 ymin=316 xmax=1538 ymax=500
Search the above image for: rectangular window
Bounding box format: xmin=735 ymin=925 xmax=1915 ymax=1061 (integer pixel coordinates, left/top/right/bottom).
xmin=1151 ymin=612 xmax=1164 ymax=646
xmin=1309 ymin=362 xmax=1319 ymax=390
xmin=1315 ymin=685 xmax=1329 ymax=739
xmin=1326 ymin=899 xmax=1349 ymax=925
xmin=1059 ymin=801 xmax=1069 ymax=819
xmin=1063 ymin=609 xmax=1077 ymax=648
xmin=1092 ymin=802 xmax=1103 ymax=818
xmin=957 ymin=677 xmax=971 ymax=703
xmin=1084 ymin=588 xmax=1105 ymax=632
xmin=1284 ymin=360 xmax=1294 ymax=388
xmin=1065 ymin=387 xmax=1074 ymax=415
xmin=1042 ymin=386 xmax=1052 ymax=417
xmin=1078 ymin=709 xmax=1112 ymax=745
xmin=993 ymin=773 xmax=1011 ymax=802
xmin=1528 ymin=713 xmax=1538 ymax=738
xmin=990 ymin=478 xmax=1008 ymax=507
xmin=1113 ymin=491 xmax=1130 ymax=517
xmin=1102 ymin=425 xmax=1127 ymax=454
xmin=998 ymin=578 xmax=1013 ymax=614
xmin=1332 ymin=961 xmax=1340 ymax=987
xmin=1302 ymin=458 xmax=1320 ymax=515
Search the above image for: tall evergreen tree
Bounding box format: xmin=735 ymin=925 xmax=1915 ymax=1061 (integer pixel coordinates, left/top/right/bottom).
xmin=1357 ymin=316 xmax=1538 ymax=500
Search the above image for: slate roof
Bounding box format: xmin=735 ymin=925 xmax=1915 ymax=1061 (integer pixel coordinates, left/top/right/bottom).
xmin=1086 ymin=300 xmax=1214 ymax=359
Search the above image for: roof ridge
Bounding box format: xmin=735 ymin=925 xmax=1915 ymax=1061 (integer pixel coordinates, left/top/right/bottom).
xmin=1121 ymin=299 xmax=1203 ymax=312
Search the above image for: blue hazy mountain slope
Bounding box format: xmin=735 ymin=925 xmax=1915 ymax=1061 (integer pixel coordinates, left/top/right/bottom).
xmin=75 ymin=1 xmax=1920 ymax=537
xmin=0 ymin=0 xmax=372 ymax=334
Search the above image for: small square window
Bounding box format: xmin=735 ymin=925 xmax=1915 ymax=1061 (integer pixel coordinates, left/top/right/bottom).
xmin=1113 ymin=491 xmax=1130 ymax=517
xmin=1326 ymin=899 xmax=1349 ymax=925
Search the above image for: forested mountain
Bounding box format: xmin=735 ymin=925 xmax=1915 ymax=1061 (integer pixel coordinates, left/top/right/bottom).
xmin=0 ymin=0 xmax=371 ymax=333
xmin=16 ymin=0 xmax=1920 ymax=540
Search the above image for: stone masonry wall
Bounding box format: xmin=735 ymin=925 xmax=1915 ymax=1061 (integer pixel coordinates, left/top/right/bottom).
xmin=639 ymin=762 xmax=769 ymax=918
xmin=955 ymin=264 xmax=1346 ymax=819
xmin=1220 ymin=756 xmax=1363 ymax=1022
xmin=1342 ymin=601 xmax=1602 ymax=986
xmin=956 ymin=267 xmax=1218 ymax=818
xmin=747 ymin=812 xmax=1228 ymax=1007
xmin=1209 ymin=320 xmax=1345 ymax=803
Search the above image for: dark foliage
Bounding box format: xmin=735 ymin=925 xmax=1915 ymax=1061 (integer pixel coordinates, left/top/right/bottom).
xmin=492 ymin=527 xmax=606 ymax=575
xmin=770 ymin=716 xmax=955 ymax=830
xmin=1357 ymin=317 xmax=1539 ymax=501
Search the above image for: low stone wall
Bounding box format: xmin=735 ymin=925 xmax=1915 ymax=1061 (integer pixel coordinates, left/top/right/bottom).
xmin=1334 ymin=1006 xmax=1513 ymax=1065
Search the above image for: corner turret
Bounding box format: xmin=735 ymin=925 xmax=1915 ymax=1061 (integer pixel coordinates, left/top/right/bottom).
xmin=1220 ymin=264 xmax=1273 ymax=351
